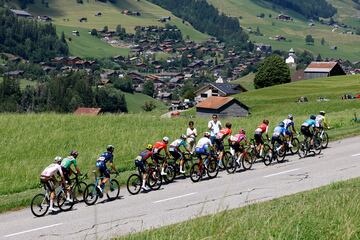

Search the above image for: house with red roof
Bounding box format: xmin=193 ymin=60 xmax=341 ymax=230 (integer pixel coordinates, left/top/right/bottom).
xmin=196 ymin=96 xmax=249 ymax=118
xmin=304 ymin=62 xmax=346 ymax=79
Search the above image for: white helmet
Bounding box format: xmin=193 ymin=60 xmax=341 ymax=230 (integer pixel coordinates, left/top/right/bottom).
xmin=54 ymin=156 xmax=62 ymax=163
xmin=180 ymin=134 xmax=187 ymax=140
xmin=204 ymin=132 xmax=211 ymax=137
xmin=163 ymin=136 xmax=169 ymax=143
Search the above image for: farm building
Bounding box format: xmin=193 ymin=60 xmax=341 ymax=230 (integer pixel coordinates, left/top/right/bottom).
xmin=194 ymin=83 xmax=247 ymax=103
xmin=196 ymin=96 xmax=249 ymax=118
xmin=304 ymin=62 xmax=346 ymax=79
xmin=10 ymin=9 xmax=32 ymax=18
xmin=74 ymin=108 xmax=102 ymax=116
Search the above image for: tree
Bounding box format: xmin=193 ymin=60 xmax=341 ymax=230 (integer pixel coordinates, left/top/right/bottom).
xmin=321 ymin=37 xmax=325 ymax=45
xmin=103 ymin=25 xmax=108 ymax=33
xmin=142 ymin=101 xmax=157 ymax=112
xmin=95 ymin=87 xmax=127 ymax=113
xmin=142 ymin=80 xmax=154 ymax=97
xmin=305 ymin=34 xmax=314 ymax=45
xmin=254 ymin=55 xmax=291 ymax=89
xmin=316 ymin=54 xmax=322 ymax=61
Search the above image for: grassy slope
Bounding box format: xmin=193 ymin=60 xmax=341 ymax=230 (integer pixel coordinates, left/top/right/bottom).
xmin=122 ymin=91 xmax=167 ymax=113
xmin=232 ymin=72 xmax=255 ymax=90
xmin=208 ymin=0 xmax=360 ymax=61
xmin=119 ymin=177 xmax=360 ymax=240
xmin=27 ymin=0 xmax=208 ymax=58
xmin=1 ymin=75 xmax=360 ymax=212
xmin=328 ymin=0 xmax=360 ymax=28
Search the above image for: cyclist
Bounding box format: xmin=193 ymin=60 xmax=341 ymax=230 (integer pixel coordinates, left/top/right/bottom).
xmin=134 ymin=144 xmax=153 ymax=191
xmin=208 ymin=114 xmax=222 ymax=144
xmin=195 ymin=132 xmax=213 ymax=161
xmin=316 ymin=111 xmax=330 ymax=129
xmin=282 ymin=114 xmax=297 ymax=147
xmin=95 ymin=145 xmax=118 ymax=197
xmin=152 ymin=137 xmax=171 ymax=176
xmin=214 ymin=122 xmax=232 ymax=165
xmin=228 ymin=128 xmax=248 ymax=164
xmin=271 ymin=122 xmax=286 ymax=152
xmin=301 ymin=115 xmax=317 ymax=146
xmin=254 ymin=119 xmax=270 ymax=157
xmin=40 ymin=156 xmax=65 ymax=212
xmin=169 ymin=134 xmax=192 ymax=174
xmin=186 ymin=121 xmax=197 ymax=152
xmin=61 ymin=150 xmax=81 ymax=202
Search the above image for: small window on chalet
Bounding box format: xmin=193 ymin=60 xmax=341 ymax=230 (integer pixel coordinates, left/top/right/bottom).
xmin=212 ymin=89 xmax=219 ymax=93
xmin=212 ymin=93 xmax=219 ymax=96
xmin=201 ymin=93 xmax=208 ymax=98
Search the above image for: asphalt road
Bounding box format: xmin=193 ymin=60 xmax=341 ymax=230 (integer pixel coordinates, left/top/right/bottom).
xmin=1 ymin=135 xmax=360 ymax=240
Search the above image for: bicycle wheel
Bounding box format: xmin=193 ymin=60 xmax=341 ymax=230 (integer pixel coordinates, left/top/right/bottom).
xmin=83 ymin=184 xmax=98 ymax=206
xmin=57 ymin=190 xmax=74 ymax=212
xmin=313 ymin=136 xmax=322 ymax=155
xmin=321 ymin=132 xmax=329 ymax=149
xmin=298 ymin=141 xmax=308 ymax=158
xmin=220 ymin=152 xmax=229 ymax=171
xmin=73 ymin=181 xmax=87 ymax=202
xmin=163 ymin=165 xmax=176 ymax=183
xmin=190 ymin=163 xmax=202 ymax=182
xmin=31 ymin=193 xmax=49 ymax=217
xmin=184 ymin=160 xmax=192 ymax=177
xmin=290 ymin=138 xmax=300 ymax=154
xmin=242 ymin=152 xmax=253 ymax=170
xmin=127 ymin=174 xmax=142 ymax=195
xmin=263 ymin=152 xmax=272 ymax=166
xmin=148 ymin=167 xmax=162 ymax=190
xmin=276 ymin=144 xmax=286 ymax=163
xmin=207 ymin=159 xmax=219 ymax=179
xmin=107 ymin=179 xmax=120 ymax=200
xmin=224 ymin=152 xmax=236 ymax=174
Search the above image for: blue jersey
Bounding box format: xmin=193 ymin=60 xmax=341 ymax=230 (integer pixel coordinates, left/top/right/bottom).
xmin=302 ymin=119 xmax=316 ymax=128
xmin=273 ymin=126 xmax=286 ymax=137
xmin=96 ymin=151 xmax=113 ymax=169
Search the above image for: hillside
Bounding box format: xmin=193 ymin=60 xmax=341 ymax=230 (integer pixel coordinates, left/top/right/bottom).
xmin=208 ymin=0 xmax=360 ymax=61
xmin=1 ymin=75 xmax=360 ymax=212
xmin=24 ymin=0 xmax=208 ymax=58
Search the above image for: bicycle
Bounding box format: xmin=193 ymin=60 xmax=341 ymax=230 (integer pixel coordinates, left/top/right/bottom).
xmin=126 ymin=162 xmax=162 ymax=195
xmin=249 ymin=138 xmax=271 ymax=166
xmin=68 ymin=173 xmax=88 ymax=203
xmin=316 ymin=128 xmax=329 ymax=149
xmin=298 ymin=133 xmax=322 ymax=158
xmin=83 ymin=171 xmax=120 ymax=206
xmin=190 ymin=150 xmax=219 ymax=182
xmin=168 ymin=152 xmax=194 ymax=178
xmin=31 ymin=182 xmax=74 ymax=217
xmin=224 ymin=145 xmax=253 ymax=174
xmin=152 ymin=156 xmax=176 ymax=184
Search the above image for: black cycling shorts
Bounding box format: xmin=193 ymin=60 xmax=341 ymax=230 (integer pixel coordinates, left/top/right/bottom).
xmin=169 ymin=150 xmax=182 ymax=161
xmin=271 ymin=135 xmax=283 ymax=145
xmin=214 ymin=139 xmax=224 ymax=151
xmin=61 ymin=167 xmax=71 ymax=184
xmin=40 ymin=178 xmax=56 ymax=192
xmin=135 ymin=160 xmax=146 ymax=173
xmin=301 ymin=126 xmax=313 ymax=138
xmin=254 ymin=133 xmax=264 ymax=145
xmin=99 ymin=168 xmax=111 ymax=178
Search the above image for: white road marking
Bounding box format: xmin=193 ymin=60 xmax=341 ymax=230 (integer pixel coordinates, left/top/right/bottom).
xmin=263 ymin=168 xmax=301 ymax=178
xmin=153 ymin=192 xmax=197 ymax=204
xmin=4 ymin=223 xmax=63 ymax=238
xmin=351 ymin=153 xmax=360 ymax=157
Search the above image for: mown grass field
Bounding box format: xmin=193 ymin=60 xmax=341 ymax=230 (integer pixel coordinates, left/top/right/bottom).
xmin=209 ymin=0 xmax=360 ymax=61
xmin=0 ymin=75 xmax=359 ymax=212
xmin=232 ymin=72 xmax=255 ymax=91
xmin=118 ymin=177 xmax=360 ymax=240
xmin=27 ymin=0 xmax=208 ymax=58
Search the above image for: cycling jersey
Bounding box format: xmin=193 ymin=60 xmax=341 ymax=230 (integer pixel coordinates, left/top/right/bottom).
xmin=315 ymin=115 xmax=327 ymax=128
xmin=61 ymin=156 xmax=77 ymax=169
xmin=283 ymin=119 xmax=294 ymax=129
xmin=138 ymin=150 xmax=152 ymax=161
xmin=255 ymin=123 xmax=269 ymax=135
xmin=229 ymin=133 xmax=247 ymax=143
xmin=153 ymin=141 xmax=167 ymax=154
xmin=273 ymin=126 xmax=286 ymax=137
xmin=216 ymin=128 xmax=232 ymax=140
xmin=169 ymin=139 xmax=187 ymax=151
xmin=96 ymin=151 xmax=113 ymax=170
xmin=302 ymin=119 xmax=316 ymax=128
xmin=41 ymin=163 xmax=63 ymax=178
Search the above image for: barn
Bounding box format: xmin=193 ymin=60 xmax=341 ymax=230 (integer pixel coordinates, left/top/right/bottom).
xmin=304 ymin=62 xmax=346 ymax=79
xmin=196 ymin=96 xmax=249 ymax=118
xmin=74 ymin=107 xmax=102 ymax=116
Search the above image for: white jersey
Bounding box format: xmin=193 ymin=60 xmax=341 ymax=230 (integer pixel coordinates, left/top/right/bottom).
xmin=282 ymin=119 xmax=293 ymax=129
xmin=315 ymin=115 xmax=324 ymax=127
xmin=196 ymin=137 xmax=212 ymax=149
xmin=41 ymin=163 xmax=63 ymax=178
xmin=208 ymin=120 xmax=222 ymax=137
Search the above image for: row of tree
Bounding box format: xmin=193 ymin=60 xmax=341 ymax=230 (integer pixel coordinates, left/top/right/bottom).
xmin=264 ymin=0 xmax=336 ymax=19
xmin=0 ymin=8 xmax=68 ymax=62
xmin=0 ymin=71 xmax=127 ymax=113
xmin=149 ymin=0 xmax=250 ymax=50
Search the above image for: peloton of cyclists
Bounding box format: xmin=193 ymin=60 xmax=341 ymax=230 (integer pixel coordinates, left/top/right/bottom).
xmin=169 ymin=135 xmax=192 ymax=174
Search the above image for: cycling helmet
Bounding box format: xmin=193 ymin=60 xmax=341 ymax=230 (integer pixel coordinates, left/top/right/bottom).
xmin=204 ymin=132 xmax=210 ymax=137
xmin=163 ymin=136 xmax=169 ymax=143
xmin=107 ymin=145 xmax=114 ymax=152
xmin=288 ymin=114 xmax=293 ymax=120
xmin=180 ymin=134 xmax=187 ymax=140
xmin=146 ymin=144 xmax=153 ymax=150
xmin=263 ymin=119 xmax=269 ymax=125
xmin=239 ymin=128 xmax=245 ymax=134
xmin=310 ymin=114 xmax=316 ymax=120
xmin=70 ymin=150 xmax=78 ymax=158
xmin=319 ymin=111 xmax=325 ymax=116
xmin=279 ymin=122 xmax=285 ymax=127
xmin=54 ymin=156 xmax=62 ymax=163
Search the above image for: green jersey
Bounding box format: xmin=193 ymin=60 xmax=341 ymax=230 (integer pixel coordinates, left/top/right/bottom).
xmin=61 ymin=156 xmax=77 ymax=169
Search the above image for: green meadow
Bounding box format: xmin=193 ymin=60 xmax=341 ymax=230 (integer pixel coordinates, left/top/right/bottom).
xmin=209 ymin=0 xmax=360 ymax=61
xmin=0 ymin=75 xmax=359 ymax=212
